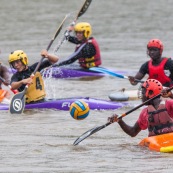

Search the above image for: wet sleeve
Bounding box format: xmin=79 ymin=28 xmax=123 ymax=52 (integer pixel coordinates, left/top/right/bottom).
xmin=137 ymin=108 xmax=148 ymax=130
xmin=10 ymin=73 xmax=26 ymax=92
xmin=57 ymin=55 xmax=78 ymax=66
xmin=68 ymin=36 xmax=81 ymax=44
xmin=30 ymin=60 xmax=51 ymax=72
xmin=165 ymin=58 xmax=173 ymax=79
xmin=10 ymin=73 xmax=19 ymax=84
xmin=139 ymin=62 xmax=149 ymax=75
xmin=39 ymin=60 xmax=51 ymax=71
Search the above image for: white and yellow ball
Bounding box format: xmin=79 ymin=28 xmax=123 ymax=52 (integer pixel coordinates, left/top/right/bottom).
xmin=70 ymin=100 xmax=90 ymax=120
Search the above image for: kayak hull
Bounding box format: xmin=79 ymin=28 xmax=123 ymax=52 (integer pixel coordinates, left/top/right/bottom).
xmin=139 ymin=132 xmax=173 ymax=153
xmin=41 ymin=66 xmax=127 ymax=79
xmin=0 ymin=97 xmax=128 ymax=111
xmin=109 ymin=89 xmax=138 ymax=101
xmin=42 ymin=67 xmax=104 ymax=78
xmin=10 ymin=66 xmax=128 ymax=79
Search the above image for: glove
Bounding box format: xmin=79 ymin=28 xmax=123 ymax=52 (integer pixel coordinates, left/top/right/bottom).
xmin=128 ymin=76 xmax=138 ymax=85
xmin=107 ymin=114 xmax=119 ymax=123
xmin=64 ymin=30 xmax=70 ymax=40
xmin=161 ymin=88 xmax=173 ymax=98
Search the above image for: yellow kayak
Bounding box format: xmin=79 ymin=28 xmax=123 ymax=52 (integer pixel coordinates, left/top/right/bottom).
xmin=139 ymin=132 xmax=173 ymax=153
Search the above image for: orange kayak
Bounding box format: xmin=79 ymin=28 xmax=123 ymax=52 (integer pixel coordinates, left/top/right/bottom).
xmin=139 ymin=132 xmax=173 ymax=153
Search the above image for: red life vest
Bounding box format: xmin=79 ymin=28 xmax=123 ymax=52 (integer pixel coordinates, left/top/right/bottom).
xmin=148 ymin=58 xmax=173 ymax=86
xmin=147 ymin=104 xmax=173 ymax=136
xmin=76 ymin=38 xmax=101 ymax=68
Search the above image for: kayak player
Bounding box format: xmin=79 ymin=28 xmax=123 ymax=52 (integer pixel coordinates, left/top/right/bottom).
xmin=56 ymin=22 xmax=102 ymax=69
xmin=128 ymin=39 xmax=173 ymax=87
xmin=107 ymin=79 xmax=173 ymax=137
xmin=0 ymin=61 xmax=11 ymax=104
xmin=8 ymin=50 xmax=59 ymax=103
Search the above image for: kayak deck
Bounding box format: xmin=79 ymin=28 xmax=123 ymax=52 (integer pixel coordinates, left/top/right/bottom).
xmin=139 ymin=132 xmax=173 ymax=153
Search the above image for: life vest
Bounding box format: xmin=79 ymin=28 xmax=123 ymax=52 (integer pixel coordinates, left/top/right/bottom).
xmin=25 ymin=72 xmax=46 ymax=103
xmin=0 ymin=89 xmax=7 ymax=103
xmin=148 ymin=58 xmax=173 ymax=87
xmin=147 ymin=104 xmax=173 ymax=136
xmin=76 ymin=38 xmax=101 ymax=68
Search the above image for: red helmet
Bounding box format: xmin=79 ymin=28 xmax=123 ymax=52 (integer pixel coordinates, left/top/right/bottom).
xmin=147 ymin=39 xmax=163 ymax=54
xmin=142 ymin=79 xmax=163 ymax=98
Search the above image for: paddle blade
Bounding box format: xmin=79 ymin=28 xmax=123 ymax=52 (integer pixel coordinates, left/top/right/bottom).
xmin=77 ymin=0 xmax=92 ymax=18
xmin=89 ymin=67 xmax=127 ymax=79
xmin=73 ymin=123 xmax=110 ymax=146
xmin=73 ymin=127 xmax=97 ymax=146
xmin=9 ymin=92 xmax=25 ymax=114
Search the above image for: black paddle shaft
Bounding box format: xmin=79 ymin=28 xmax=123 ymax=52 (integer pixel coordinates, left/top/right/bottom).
xmin=33 ymin=19 xmax=66 ymax=74
xmin=73 ymin=86 xmax=173 ymax=145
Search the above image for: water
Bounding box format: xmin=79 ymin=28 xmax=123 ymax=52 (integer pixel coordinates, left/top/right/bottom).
xmin=0 ymin=0 xmax=173 ymax=172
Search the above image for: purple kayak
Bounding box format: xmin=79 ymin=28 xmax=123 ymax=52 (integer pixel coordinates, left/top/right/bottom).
xmin=0 ymin=97 xmax=127 ymax=111
xmin=9 ymin=66 xmax=128 ymax=79
xmin=41 ymin=66 xmax=127 ymax=79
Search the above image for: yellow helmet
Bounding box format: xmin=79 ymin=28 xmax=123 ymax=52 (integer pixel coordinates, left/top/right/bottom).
xmin=74 ymin=22 xmax=92 ymax=38
xmin=9 ymin=50 xmax=28 ymax=65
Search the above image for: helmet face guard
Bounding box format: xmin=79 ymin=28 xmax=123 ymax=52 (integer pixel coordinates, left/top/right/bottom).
xmin=9 ymin=50 xmax=28 ymax=68
xmin=147 ymin=39 xmax=163 ymax=54
xmin=74 ymin=22 xmax=92 ymax=39
xmin=142 ymin=79 xmax=163 ymax=98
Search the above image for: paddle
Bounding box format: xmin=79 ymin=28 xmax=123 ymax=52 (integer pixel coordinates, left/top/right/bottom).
xmin=73 ymin=86 xmax=173 ymax=146
xmin=0 ymin=76 xmax=18 ymax=94
xmin=89 ymin=67 xmax=143 ymax=83
xmin=54 ymin=0 xmax=92 ymax=52
xmin=51 ymin=42 xmax=87 ymax=69
xmin=9 ymin=16 xmax=68 ymax=114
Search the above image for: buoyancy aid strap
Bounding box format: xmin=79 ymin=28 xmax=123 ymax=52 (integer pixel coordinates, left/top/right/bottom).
xmin=149 ymin=122 xmax=173 ymax=133
xmin=148 ymin=108 xmax=167 ymax=115
xmin=154 ymin=122 xmax=173 ymax=130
